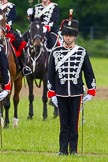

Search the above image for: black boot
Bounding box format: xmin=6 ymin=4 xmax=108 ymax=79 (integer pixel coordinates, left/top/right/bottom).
xmin=18 ymin=51 xmax=32 ymax=76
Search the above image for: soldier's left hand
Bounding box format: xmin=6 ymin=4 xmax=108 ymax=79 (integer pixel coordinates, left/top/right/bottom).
xmin=51 ymin=96 xmax=58 ymax=108
xmin=82 ymin=94 xmax=93 ymax=103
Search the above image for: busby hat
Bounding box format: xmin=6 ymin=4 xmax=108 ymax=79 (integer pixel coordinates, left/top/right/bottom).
xmin=60 ymin=9 xmax=79 ymax=36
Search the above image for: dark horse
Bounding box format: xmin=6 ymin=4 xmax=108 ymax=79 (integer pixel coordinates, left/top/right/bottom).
xmin=23 ymin=18 xmax=58 ymax=120
xmin=0 ymin=10 xmax=23 ymax=127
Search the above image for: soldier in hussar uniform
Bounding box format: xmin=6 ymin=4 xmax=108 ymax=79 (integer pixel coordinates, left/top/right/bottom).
xmin=0 ymin=45 xmax=11 ymax=101
xmin=0 ymin=0 xmax=16 ymax=26
xmin=47 ymin=14 xmax=96 ymax=155
xmin=0 ymin=0 xmax=12 ymax=100
xmin=27 ymin=0 xmax=60 ymax=50
xmin=0 ymin=0 xmax=32 ymax=75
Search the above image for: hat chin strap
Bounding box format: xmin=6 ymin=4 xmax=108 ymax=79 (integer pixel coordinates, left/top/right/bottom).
xmin=64 ymin=40 xmax=76 ymax=48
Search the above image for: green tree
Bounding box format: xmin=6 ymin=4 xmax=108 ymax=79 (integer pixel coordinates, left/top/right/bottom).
xmin=11 ymin=0 xmax=108 ymax=37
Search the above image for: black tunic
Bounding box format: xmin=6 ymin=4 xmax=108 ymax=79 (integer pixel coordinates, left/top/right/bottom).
xmin=32 ymin=2 xmax=60 ymax=33
xmin=0 ymin=2 xmax=16 ymax=25
xmin=48 ymin=45 xmax=96 ymax=97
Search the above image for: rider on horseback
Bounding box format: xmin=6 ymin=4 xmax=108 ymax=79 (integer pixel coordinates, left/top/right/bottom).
xmin=27 ymin=0 xmax=60 ymax=51
xmin=0 ymin=0 xmax=32 ymax=76
xmin=0 ymin=45 xmax=11 ymax=101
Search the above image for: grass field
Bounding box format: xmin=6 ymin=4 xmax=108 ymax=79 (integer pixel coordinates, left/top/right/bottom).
xmin=0 ymin=58 xmax=108 ymax=162
xmin=90 ymin=57 xmax=108 ymax=87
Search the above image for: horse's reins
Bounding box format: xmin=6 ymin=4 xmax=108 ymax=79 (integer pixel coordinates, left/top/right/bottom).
xmin=33 ymin=34 xmax=41 ymax=40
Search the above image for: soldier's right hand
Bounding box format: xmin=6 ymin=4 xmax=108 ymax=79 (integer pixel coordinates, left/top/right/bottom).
xmin=27 ymin=8 xmax=33 ymax=16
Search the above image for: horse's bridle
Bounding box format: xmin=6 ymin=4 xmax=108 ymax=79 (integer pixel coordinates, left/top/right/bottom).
xmin=33 ymin=34 xmax=41 ymax=40
xmin=27 ymin=38 xmax=45 ymax=73
xmin=26 ymin=20 xmax=48 ymax=73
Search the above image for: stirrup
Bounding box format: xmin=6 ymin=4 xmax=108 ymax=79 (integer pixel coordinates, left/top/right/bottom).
xmin=22 ymin=66 xmax=32 ymax=76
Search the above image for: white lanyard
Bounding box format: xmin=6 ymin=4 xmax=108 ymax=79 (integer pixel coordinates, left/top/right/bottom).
xmin=56 ymin=45 xmax=79 ymax=71
xmin=38 ymin=3 xmax=54 ymax=18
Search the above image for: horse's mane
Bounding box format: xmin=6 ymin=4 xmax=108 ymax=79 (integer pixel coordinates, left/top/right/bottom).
xmin=0 ymin=9 xmax=7 ymax=28
xmin=30 ymin=18 xmax=41 ymax=27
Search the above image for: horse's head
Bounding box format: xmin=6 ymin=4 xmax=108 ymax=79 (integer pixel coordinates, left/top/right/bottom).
xmin=25 ymin=18 xmax=48 ymax=72
xmin=29 ymin=18 xmax=45 ymax=49
xmin=0 ymin=9 xmax=7 ymax=41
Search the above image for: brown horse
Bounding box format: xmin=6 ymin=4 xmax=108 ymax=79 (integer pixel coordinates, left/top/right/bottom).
xmin=0 ymin=9 xmax=23 ymax=127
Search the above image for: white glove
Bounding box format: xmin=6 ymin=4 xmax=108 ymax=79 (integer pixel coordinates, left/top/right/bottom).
xmin=8 ymin=21 xmax=12 ymax=26
xmin=43 ymin=26 xmax=47 ymax=33
xmin=51 ymin=96 xmax=58 ymax=108
xmin=82 ymin=94 xmax=93 ymax=103
xmin=27 ymin=8 xmax=33 ymax=15
xmin=0 ymin=90 xmax=9 ymax=101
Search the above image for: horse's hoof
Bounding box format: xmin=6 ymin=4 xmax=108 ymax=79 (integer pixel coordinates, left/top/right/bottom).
xmin=27 ymin=116 xmax=33 ymax=120
xmin=42 ymin=116 xmax=47 ymax=121
xmin=13 ymin=118 xmax=19 ymax=128
xmin=4 ymin=123 xmax=9 ymax=128
xmin=4 ymin=120 xmax=9 ymax=128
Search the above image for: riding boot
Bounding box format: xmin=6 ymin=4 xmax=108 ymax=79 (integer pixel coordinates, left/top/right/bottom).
xmin=18 ymin=51 xmax=32 ymax=76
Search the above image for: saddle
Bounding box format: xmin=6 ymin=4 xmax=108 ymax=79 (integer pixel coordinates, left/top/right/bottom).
xmin=5 ymin=30 xmax=27 ymax=57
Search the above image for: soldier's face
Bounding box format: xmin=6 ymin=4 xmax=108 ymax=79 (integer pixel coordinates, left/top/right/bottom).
xmin=42 ymin=0 xmax=50 ymax=3
xmin=0 ymin=0 xmax=7 ymax=4
xmin=63 ymin=35 xmax=76 ymax=47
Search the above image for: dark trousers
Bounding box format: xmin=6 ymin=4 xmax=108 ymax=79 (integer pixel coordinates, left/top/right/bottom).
xmin=12 ymin=31 xmax=23 ymax=50
xmin=57 ymin=96 xmax=81 ymax=154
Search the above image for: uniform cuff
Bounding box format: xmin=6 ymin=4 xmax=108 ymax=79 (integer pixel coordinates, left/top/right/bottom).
xmin=47 ymin=90 xmax=56 ymax=98
xmin=87 ymin=89 xmax=96 ymax=96
xmin=4 ymin=82 xmax=11 ymax=91
xmin=44 ymin=25 xmax=51 ymax=32
xmin=6 ymin=24 xmax=11 ymax=31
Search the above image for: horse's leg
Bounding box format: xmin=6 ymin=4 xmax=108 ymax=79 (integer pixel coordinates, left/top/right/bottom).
xmin=0 ymin=101 xmax=3 ymax=118
xmin=13 ymin=76 xmax=22 ymax=127
xmin=3 ymin=80 xmax=14 ymax=128
xmin=0 ymin=101 xmax=5 ymax=128
xmin=3 ymin=96 xmax=11 ymax=128
xmin=0 ymin=103 xmax=4 ymax=128
xmin=42 ymin=77 xmax=48 ymax=120
xmin=26 ymin=76 xmax=34 ymax=119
